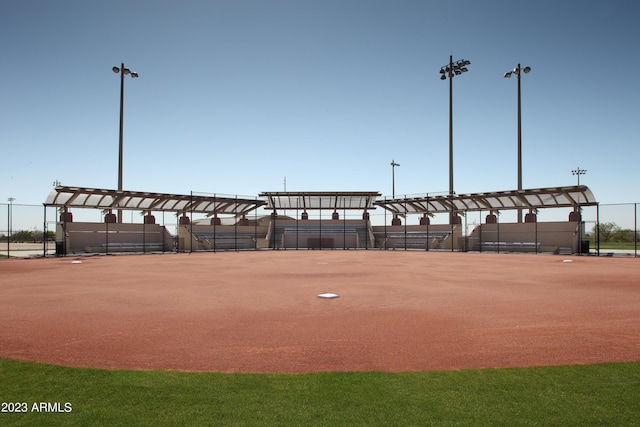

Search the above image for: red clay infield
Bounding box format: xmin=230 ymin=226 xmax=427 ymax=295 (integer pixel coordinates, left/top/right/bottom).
xmin=1 ymin=251 xmax=639 ymax=373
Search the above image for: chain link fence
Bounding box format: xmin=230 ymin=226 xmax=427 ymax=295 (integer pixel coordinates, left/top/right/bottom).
xmin=1 ymin=201 xmax=637 ymax=257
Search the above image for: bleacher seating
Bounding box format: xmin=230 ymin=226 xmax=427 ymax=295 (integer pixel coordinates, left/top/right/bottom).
xmin=380 ymin=230 xmax=451 ymax=250
xmin=472 ymin=241 xmax=540 ymax=252
xmin=191 ymin=230 xmax=256 ymax=250
xmin=102 ymin=242 xmax=165 ymax=252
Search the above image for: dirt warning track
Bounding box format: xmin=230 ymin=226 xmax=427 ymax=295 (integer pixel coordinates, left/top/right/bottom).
xmin=1 ymin=251 xmax=639 ymax=373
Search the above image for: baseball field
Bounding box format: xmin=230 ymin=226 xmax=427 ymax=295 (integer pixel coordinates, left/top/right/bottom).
xmin=1 ymin=251 xmax=639 ymax=424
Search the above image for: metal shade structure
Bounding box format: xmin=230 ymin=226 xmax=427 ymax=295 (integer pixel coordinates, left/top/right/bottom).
xmin=45 ymin=186 xmax=266 ymax=217
xmin=259 ymin=191 xmax=381 ymax=211
xmin=375 ymin=186 xmax=597 ymax=217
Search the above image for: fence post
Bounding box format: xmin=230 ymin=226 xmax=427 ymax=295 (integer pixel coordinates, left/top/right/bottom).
xmin=383 ymin=197 xmax=387 ymax=250
xmin=497 ymin=210 xmax=500 ymax=254
xmin=319 ymin=197 xmax=322 ymax=251
xmin=404 ymin=196 xmax=407 ymax=251
xmin=596 ymin=203 xmax=600 ymax=256
xmin=42 ymin=204 xmax=47 ymax=257
xmin=142 ymin=214 xmax=146 ymax=254
xmin=6 ymin=202 xmax=10 ymax=258
xmin=426 ymin=195 xmax=430 ymax=252
xmin=213 ymin=195 xmax=217 ymax=252
xmin=343 ymin=197 xmax=346 ymax=250
xmin=535 ymin=211 xmax=539 ymax=254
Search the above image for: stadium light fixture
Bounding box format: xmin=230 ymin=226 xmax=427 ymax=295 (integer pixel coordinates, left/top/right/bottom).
xmin=572 ymin=167 xmax=587 ymax=185
xmin=504 ymin=63 xmax=532 ymax=223
xmin=113 ymin=63 xmax=139 ymax=223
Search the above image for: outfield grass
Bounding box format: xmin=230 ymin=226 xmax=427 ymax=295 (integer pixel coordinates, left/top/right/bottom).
xmin=1 ymin=359 xmax=639 ymax=426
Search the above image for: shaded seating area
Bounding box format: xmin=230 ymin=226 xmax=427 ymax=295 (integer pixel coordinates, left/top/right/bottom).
xmin=270 ymin=220 xmax=372 ymax=249
xmin=45 ymin=185 xmax=600 ymax=255
xmin=180 ymin=226 xmax=267 ymax=251
xmin=45 ymin=186 xmax=266 ymax=255
xmin=467 ymin=221 xmax=585 ymax=254
xmin=260 ymin=191 xmax=380 ymax=249
xmin=375 ymin=229 xmax=453 ymax=250
xmin=58 ymin=222 xmax=173 ymax=254
xmin=375 ymin=186 xmax=598 ymax=253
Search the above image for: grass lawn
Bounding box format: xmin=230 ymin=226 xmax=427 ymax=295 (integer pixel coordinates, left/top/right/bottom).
xmin=1 ymin=358 xmax=639 ymax=426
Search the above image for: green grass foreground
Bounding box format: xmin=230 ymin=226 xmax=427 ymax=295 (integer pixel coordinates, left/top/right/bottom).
xmin=1 ymin=359 xmax=639 ymax=426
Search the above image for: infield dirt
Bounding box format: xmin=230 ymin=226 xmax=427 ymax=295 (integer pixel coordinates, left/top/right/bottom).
xmin=1 ymin=251 xmax=639 ymax=373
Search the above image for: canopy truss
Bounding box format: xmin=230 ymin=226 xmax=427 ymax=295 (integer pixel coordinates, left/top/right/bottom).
xmin=259 ymin=191 xmax=381 ymax=211
xmin=375 ymin=186 xmax=597 ymax=216
xmin=45 ymin=186 xmax=266 ymax=217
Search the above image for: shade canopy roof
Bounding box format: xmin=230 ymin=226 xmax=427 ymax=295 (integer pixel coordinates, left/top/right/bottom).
xmin=45 ymin=186 xmax=597 ymax=219
xmin=375 ymin=186 xmax=597 ymax=216
xmin=45 ymin=186 xmax=266 ymax=217
xmin=259 ymin=191 xmax=381 ymax=210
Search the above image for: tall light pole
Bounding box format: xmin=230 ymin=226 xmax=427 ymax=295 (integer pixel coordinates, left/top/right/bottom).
xmin=390 ymin=159 xmax=400 ymax=198
xmin=572 ymin=167 xmax=587 ymax=254
xmin=504 ymin=64 xmax=532 ymax=223
xmin=439 ymin=55 xmax=471 ymax=224
xmin=572 ymin=167 xmax=587 ymax=185
xmin=112 ymin=63 xmax=139 ymax=223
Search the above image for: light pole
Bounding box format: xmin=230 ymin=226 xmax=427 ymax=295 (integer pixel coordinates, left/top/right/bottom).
xmin=572 ymin=167 xmax=587 ymax=254
xmin=439 ymin=55 xmax=471 ymax=224
xmin=572 ymin=167 xmax=587 ymax=185
xmin=390 ymin=159 xmax=400 ymax=198
xmin=112 ymin=63 xmax=139 ymax=223
xmin=7 ymin=197 xmax=15 ymax=258
xmin=504 ymin=64 xmax=532 ymax=223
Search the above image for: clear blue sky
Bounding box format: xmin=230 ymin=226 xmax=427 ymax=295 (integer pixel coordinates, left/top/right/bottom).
xmin=2 ymin=0 xmax=639 ymax=226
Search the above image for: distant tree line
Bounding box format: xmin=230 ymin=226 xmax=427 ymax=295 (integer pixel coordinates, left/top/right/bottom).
xmin=592 ymin=222 xmax=639 ymax=243
xmin=0 ymin=230 xmax=55 ymax=243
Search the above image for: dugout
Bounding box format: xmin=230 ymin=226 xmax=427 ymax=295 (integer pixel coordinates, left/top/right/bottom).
xmin=44 ymin=186 xmax=266 ymax=255
xmin=374 ymin=185 xmax=598 ymax=254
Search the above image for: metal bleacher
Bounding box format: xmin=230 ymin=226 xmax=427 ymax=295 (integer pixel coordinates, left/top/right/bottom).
xmin=190 ymin=230 xmax=256 ymax=251
xmin=378 ymin=230 xmax=451 ymax=250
